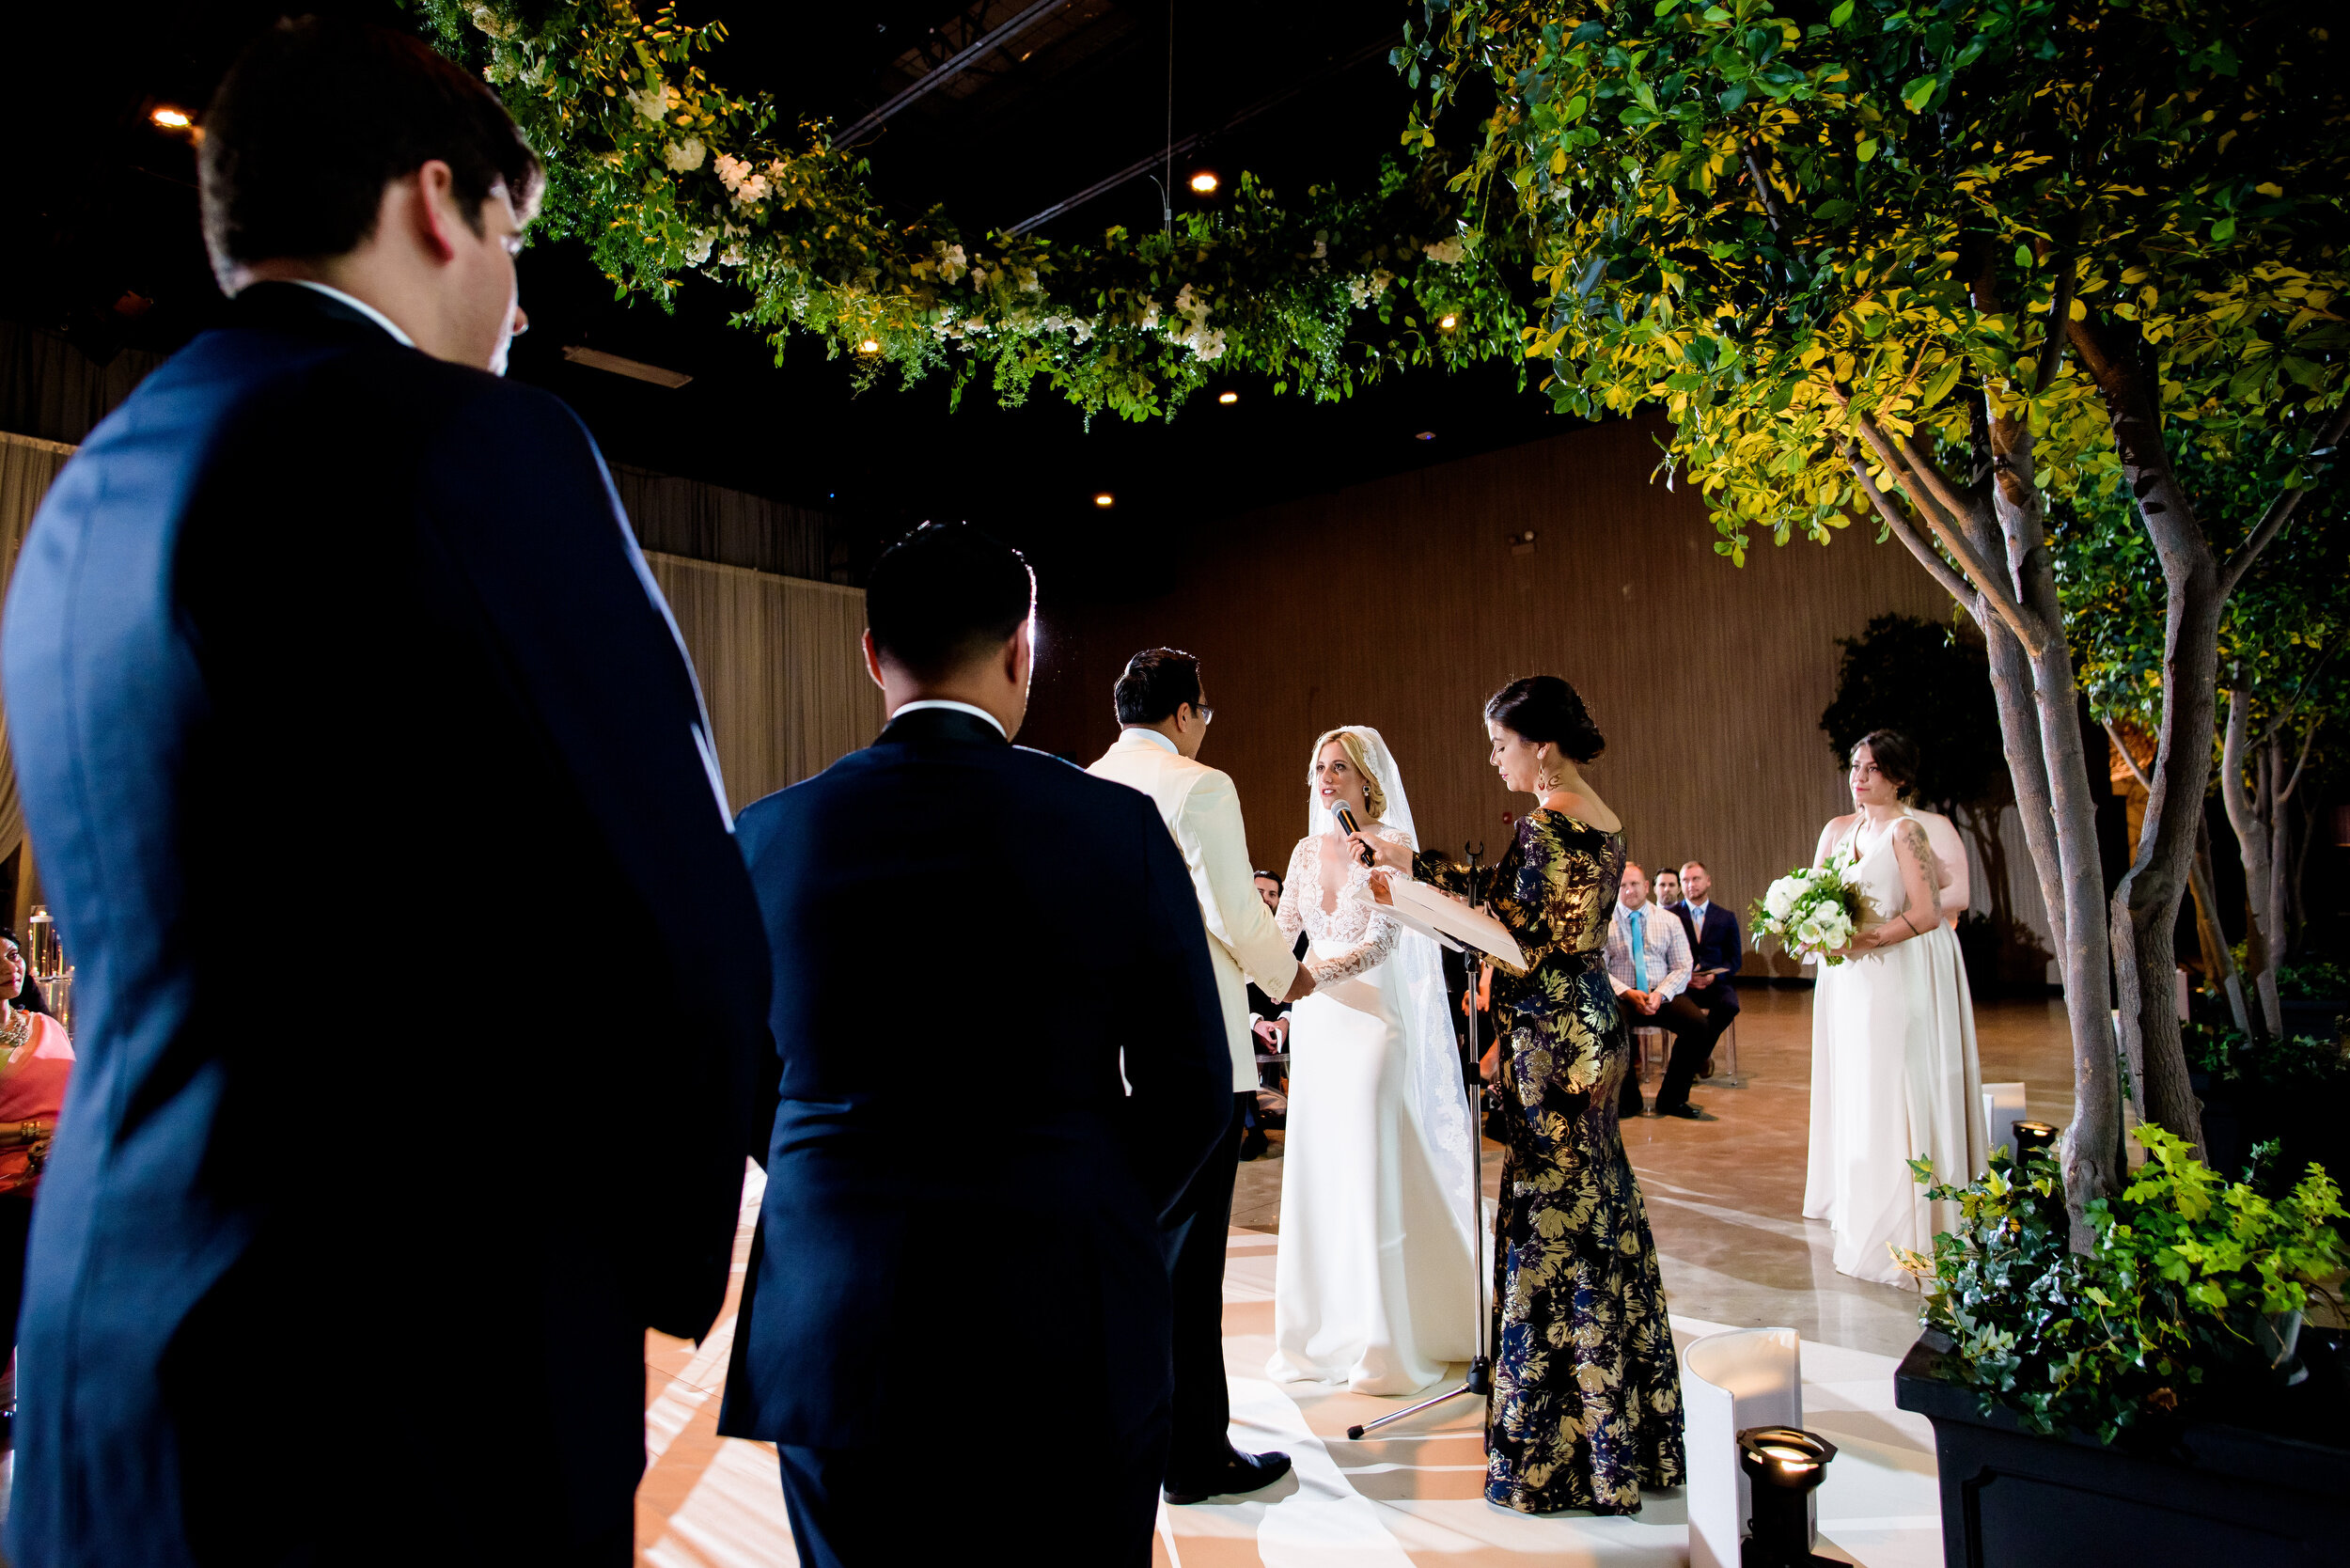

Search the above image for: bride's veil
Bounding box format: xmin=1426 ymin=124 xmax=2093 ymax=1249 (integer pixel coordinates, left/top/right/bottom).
xmin=1308 ymin=727 xmax=1479 ymax=1255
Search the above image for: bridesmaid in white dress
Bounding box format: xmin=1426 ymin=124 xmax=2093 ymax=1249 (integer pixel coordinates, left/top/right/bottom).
xmin=1802 ymin=729 xmax=1990 ymax=1287
xmin=1267 ymin=727 xmax=1477 ymax=1394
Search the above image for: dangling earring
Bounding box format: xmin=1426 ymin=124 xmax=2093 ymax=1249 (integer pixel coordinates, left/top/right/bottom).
xmin=1534 ymin=748 xmax=1561 ymax=794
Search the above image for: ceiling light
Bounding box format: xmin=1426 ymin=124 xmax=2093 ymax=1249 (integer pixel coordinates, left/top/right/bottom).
xmin=1218 ymin=390 xmax=1238 ymax=404
xmin=1438 ymin=313 xmax=1459 ymax=330
xmin=560 ymin=345 xmax=694 ymax=388
xmin=1189 ymin=170 xmax=1219 ymax=195
xmin=150 ymin=106 xmax=192 ymax=129
xmin=1415 ymin=431 xmax=1436 ymax=442
xmin=1094 ymin=493 xmax=1116 ymax=508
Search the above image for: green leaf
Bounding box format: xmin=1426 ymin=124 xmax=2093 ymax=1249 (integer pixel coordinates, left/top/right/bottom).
xmin=1829 ymin=0 xmax=1855 ymax=23
xmin=1856 ymin=136 xmax=1878 ymax=162
xmin=1902 ymin=74 xmax=1938 ymax=112
xmin=2015 ymin=244 xmax=2034 ymax=271
xmin=2210 ymin=214 xmax=2237 ymax=243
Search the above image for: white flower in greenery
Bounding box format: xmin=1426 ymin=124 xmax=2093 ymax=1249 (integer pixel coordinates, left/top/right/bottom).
xmin=626 ymin=82 xmax=681 ymax=125
xmin=1422 ymin=236 xmax=1467 ymax=265
xmin=1136 ymin=299 xmax=1161 ymax=332
xmin=1763 ymin=878 xmax=1799 ymax=920
xmin=468 ymin=4 xmax=519 ymax=40
xmin=665 ymin=136 xmax=707 ymax=172
xmin=1311 ymin=230 xmax=1329 ymax=259
xmin=717 ymin=241 xmax=747 ymax=267
xmin=937 ymin=243 xmax=967 ymax=283
xmin=683 ymin=227 xmax=717 ymax=265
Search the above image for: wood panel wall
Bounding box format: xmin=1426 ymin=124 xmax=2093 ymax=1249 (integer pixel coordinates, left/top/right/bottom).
xmin=1019 ymin=413 xmax=2029 ymax=975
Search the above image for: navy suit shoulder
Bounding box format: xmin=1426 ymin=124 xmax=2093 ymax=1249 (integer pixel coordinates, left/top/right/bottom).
xmin=720 ymin=710 xmax=1230 ymax=1446
xmin=1 ymin=289 xmax=769 ymax=1563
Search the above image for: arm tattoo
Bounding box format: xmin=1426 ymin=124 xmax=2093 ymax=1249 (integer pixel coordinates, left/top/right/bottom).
xmin=1898 ymin=820 xmax=1941 ymax=920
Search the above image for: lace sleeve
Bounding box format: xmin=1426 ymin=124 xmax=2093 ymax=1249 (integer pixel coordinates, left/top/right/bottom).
xmin=1308 ymin=831 xmax=1405 ymax=982
xmin=1276 ymin=838 xmax=1308 ymax=941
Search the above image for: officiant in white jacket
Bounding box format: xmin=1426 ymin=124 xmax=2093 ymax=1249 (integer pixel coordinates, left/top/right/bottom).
xmin=1089 ymin=648 xmax=1313 ymax=1506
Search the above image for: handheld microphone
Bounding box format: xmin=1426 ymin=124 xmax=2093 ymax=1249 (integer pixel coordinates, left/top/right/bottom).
xmin=1330 ymin=798 xmax=1374 ymax=867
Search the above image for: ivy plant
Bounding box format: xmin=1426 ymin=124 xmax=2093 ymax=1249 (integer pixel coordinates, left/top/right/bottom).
xmin=1908 ymin=1128 xmax=2346 ymax=1441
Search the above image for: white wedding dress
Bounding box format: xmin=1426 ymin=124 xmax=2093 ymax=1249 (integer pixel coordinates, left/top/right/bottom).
xmin=1803 ymin=809 xmax=1990 ymax=1287
xmin=1266 ymin=729 xmax=1477 ymax=1395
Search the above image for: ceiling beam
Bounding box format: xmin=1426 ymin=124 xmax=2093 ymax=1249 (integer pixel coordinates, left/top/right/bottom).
xmin=1002 ymin=31 xmax=1402 ymax=237
xmin=833 ymin=0 xmax=1079 ymax=148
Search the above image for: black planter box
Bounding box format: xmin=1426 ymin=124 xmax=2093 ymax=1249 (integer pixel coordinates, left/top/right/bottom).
xmin=1893 ymin=1328 xmax=2350 ymax=1568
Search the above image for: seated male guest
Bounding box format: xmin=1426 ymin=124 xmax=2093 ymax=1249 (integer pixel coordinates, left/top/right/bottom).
xmin=1604 ymin=863 xmax=1714 ymax=1121
xmin=721 ymin=527 xmax=1232 ymax=1565
xmin=1653 ymin=868 xmax=1697 ymax=947
xmin=1670 ymin=860 xmax=1746 ymax=1083
xmin=2 ymin=23 xmax=772 ymax=1565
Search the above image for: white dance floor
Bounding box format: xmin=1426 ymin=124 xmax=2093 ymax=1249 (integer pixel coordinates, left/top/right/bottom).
xmin=633 ymin=1167 xmax=1943 ymax=1566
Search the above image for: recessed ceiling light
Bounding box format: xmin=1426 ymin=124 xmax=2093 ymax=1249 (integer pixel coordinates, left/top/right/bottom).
xmin=150 ymin=106 xmax=192 ymax=129
xmin=1094 ymin=493 xmax=1115 ymax=508
xmin=560 ymin=345 xmax=693 ymax=388
xmin=1415 ymin=431 xmax=1436 ymax=442
xmin=1189 ymin=170 xmax=1219 ymax=195
xmin=1218 ymin=390 xmax=1238 ymax=404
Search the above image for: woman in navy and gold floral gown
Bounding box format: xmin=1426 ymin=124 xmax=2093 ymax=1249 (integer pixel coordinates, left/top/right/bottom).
xmin=1359 ymin=676 xmax=1684 ymax=1515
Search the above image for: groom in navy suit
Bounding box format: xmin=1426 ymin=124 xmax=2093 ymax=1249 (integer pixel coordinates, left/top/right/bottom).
xmin=720 ymin=525 xmax=1232 ymax=1564
xmin=1 ymin=22 xmax=772 ymax=1566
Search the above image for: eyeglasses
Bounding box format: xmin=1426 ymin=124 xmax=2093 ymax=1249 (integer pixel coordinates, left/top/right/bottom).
xmin=1194 ymin=703 xmax=1214 ymax=725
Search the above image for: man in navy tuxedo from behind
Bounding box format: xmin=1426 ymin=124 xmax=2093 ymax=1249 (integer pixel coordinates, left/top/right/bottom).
xmin=719 ymin=525 xmax=1232 ymax=1565
xmin=1 ymin=22 xmax=771 ymax=1566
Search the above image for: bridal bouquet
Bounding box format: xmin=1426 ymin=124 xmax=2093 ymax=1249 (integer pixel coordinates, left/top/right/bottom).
xmin=1749 ymin=863 xmax=1865 ymax=966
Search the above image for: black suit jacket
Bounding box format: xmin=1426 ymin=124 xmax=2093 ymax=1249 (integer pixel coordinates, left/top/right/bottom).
xmin=718 ymin=707 xmax=1231 ymax=1447
xmin=1672 ymin=901 xmax=1746 ymax=1011
xmin=0 ymin=284 xmax=772 ymax=1564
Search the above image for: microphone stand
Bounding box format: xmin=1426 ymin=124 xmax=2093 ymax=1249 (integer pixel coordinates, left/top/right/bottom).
xmin=1346 ymin=839 xmax=1493 ymax=1442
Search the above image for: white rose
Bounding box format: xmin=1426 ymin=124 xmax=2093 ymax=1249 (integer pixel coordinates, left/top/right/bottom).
xmin=665 ymin=136 xmax=706 ymax=172
xmin=1764 ymin=879 xmax=1798 ymax=920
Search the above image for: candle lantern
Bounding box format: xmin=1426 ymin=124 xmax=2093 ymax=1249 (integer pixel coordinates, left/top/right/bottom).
xmin=1735 ymin=1425 xmax=1840 ymax=1567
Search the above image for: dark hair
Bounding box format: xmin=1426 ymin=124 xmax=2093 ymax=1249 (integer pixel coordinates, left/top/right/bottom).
xmin=1853 ymin=729 xmax=1921 ymax=792
xmin=200 ymin=18 xmax=544 ymax=287
xmin=1254 ymin=869 xmax=1281 ymax=889
xmin=1484 ymin=675 xmax=1606 ymax=763
xmin=1113 ymin=649 xmax=1203 ymax=726
xmin=0 ymin=930 xmax=51 ymax=1018
xmin=865 ymin=524 xmax=1035 ymax=681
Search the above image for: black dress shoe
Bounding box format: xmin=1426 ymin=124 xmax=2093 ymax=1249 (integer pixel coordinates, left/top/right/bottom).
xmin=1163 ymin=1449 xmax=1293 ymax=1505
xmin=1658 ymin=1101 xmax=1715 ymax=1121
xmin=1237 ymin=1129 xmax=1271 ymax=1162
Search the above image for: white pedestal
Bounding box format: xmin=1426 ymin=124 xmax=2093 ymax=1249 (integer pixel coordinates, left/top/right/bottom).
xmin=1683 ymin=1325 xmax=1805 ymax=1568
xmin=1982 ymin=1081 xmax=2029 ymax=1164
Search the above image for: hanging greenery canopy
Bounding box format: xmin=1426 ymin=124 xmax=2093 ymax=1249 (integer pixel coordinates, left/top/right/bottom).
xmin=410 ymin=0 xmax=1532 ymax=421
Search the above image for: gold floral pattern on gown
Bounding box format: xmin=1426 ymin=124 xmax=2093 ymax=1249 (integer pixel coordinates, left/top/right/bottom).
xmin=1417 ymin=809 xmax=1685 ymax=1514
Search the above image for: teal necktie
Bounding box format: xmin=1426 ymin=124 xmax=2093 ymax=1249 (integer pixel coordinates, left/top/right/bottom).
xmin=1629 ymin=908 xmax=1648 ymax=990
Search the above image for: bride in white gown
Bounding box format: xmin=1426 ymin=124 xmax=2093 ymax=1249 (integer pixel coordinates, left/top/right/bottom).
xmin=1267 ymin=727 xmax=1477 ymax=1395
xmin=1803 ymin=729 xmax=1989 ymax=1287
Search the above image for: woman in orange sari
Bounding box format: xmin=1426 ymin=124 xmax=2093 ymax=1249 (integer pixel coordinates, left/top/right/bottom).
xmin=0 ymin=927 xmax=72 ymax=1395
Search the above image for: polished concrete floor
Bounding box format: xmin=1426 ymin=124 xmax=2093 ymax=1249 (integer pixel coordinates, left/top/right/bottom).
xmin=1233 ymin=985 xmax=2076 ymax=1360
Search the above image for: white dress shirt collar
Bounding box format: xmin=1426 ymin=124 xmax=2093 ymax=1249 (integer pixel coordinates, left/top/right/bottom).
xmin=283 ymin=280 xmax=417 ymax=348
xmin=890 ymin=698 xmax=1006 ymax=738
xmin=1117 ymin=726 xmax=1180 ymax=754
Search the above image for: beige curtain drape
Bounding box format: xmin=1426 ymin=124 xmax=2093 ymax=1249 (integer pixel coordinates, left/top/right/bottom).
xmin=0 ymin=431 xmax=79 ymax=932
xmin=644 ymin=552 xmax=885 ymax=814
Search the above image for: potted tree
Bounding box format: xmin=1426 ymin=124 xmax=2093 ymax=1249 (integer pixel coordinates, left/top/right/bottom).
xmin=1893 ymin=1132 xmax=2347 ymax=1564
